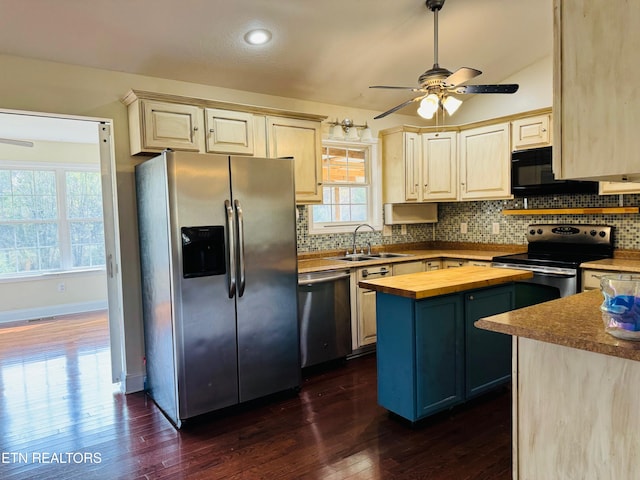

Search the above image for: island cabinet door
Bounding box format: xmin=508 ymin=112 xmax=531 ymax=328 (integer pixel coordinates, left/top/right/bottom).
xmin=464 ymin=285 xmax=514 ymax=399
xmin=375 ymin=292 xmax=464 ymax=422
xmin=415 ymin=295 xmax=465 ymax=419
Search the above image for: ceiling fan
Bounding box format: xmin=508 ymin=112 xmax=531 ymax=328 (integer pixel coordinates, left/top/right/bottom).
xmin=371 ymin=0 xmax=519 ymax=120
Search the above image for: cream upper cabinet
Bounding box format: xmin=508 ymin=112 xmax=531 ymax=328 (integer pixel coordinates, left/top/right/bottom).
xmin=382 ymin=128 xmax=456 ymax=203
xmin=553 ymin=0 xmax=640 ymax=181
xmin=129 ymin=100 xmax=203 ymax=154
xmin=266 ymin=117 xmax=323 ymax=204
xmin=511 ymin=114 xmax=551 ymax=151
xmin=381 ymin=129 xmax=420 ymax=203
xmin=422 ymin=131 xmax=457 ymax=201
xmin=459 ymin=122 xmax=511 ymax=200
xmin=204 ymin=108 xmax=254 ymax=155
xmin=404 ymin=132 xmax=421 ymax=201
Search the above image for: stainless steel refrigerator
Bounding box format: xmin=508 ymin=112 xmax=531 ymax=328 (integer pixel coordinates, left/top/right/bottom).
xmin=135 ymin=150 xmax=300 ymax=428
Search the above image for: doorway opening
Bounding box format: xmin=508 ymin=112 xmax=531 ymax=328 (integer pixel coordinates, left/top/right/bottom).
xmin=0 ymin=110 xmax=124 ymax=391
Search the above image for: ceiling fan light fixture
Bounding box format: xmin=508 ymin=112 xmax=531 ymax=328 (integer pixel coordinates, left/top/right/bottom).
xmin=417 ymin=94 xmax=439 ymax=119
xmin=442 ymin=95 xmax=462 ymax=115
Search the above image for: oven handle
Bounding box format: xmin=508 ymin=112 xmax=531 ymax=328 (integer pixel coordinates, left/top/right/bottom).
xmin=492 ymin=262 xmax=576 ymax=277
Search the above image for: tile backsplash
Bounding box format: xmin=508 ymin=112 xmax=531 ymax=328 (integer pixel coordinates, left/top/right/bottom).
xmin=296 ymin=193 xmax=640 ymax=252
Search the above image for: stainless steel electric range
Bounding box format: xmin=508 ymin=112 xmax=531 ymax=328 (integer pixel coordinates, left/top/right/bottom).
xmin=492 ymin=224 xmax=614 ymax=298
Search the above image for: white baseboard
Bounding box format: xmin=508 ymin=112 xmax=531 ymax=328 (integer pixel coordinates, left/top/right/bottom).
xmin=0 ymin=300 xmax=108 ymax=324
xmin=123 ymin=372 xmax=145 ymax=394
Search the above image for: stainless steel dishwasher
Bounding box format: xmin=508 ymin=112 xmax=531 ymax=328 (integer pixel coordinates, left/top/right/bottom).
xmin=297 ymin=270 xmax=352 ymax=368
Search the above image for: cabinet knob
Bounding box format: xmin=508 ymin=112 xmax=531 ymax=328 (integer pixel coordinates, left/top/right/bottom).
xmin=209 ymin=128 xmax=215 ymax=133
xmin=541 ymin=128 xmax=547 ymax=132
xmin=469 ymin=295 xmax=474 ymax=301
xmin=193 ymin=126 xmax=199 ymax=131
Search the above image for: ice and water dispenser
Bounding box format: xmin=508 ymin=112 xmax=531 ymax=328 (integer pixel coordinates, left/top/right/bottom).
xmin=181 ymin=226 xmax=226 ymax=278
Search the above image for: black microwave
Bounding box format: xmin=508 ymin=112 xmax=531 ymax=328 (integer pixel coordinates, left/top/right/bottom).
xmin=511 ymin=146 xmax=598 ymax=196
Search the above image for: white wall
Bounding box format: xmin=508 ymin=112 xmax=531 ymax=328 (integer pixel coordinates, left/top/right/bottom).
xmin=452 ymin=54 xmax=553 ymax=124
xmin=0 ymin=53 xmax=420 ymax=390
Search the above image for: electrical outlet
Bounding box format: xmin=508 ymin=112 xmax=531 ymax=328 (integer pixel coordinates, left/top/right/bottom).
xmin=57 ymin=282 xmax=65 ymax=293
xmin=401 ymin=224 xmax=407 ymax=235
xmin=383 ymin=225 xmax=392 ymax=237
xmin=460 ymin=222 xmax=468 ymax=234
xmin=492 ymin=222 xmax=500 ymax=235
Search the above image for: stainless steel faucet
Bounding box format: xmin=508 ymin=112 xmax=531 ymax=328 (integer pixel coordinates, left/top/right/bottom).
xmin=351 ymin=223 xmax=376 ymax=255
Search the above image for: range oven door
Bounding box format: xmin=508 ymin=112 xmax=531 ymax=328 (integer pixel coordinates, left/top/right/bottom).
xmin=491 ymin=262 xmax=578 ymax=298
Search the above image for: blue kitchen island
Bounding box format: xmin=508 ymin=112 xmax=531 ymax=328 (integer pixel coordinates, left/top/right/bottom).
xmin=358 ymin=266 xmax=533 ymax=422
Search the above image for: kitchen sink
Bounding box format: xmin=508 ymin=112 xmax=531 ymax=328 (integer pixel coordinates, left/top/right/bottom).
xmin=326 ymin=255 xmax=373 ymax=262
xmin=326 ymin=252 xmax=414 ymax=262
xmin=365 ymin=252 xmax=413 ymax=258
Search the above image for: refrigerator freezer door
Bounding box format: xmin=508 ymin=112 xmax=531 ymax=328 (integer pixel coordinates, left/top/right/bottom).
xmin=167 ymin=152 xmax=240 ymax=419
xmin=230 ymin=156 xmax=300 ymax=402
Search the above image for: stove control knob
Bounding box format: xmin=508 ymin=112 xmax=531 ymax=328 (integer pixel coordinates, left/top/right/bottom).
xmin=590 ymin=230 xmax=597 ymax=236
xmin=529 ymin=229 xmax=536 ymax=235
xmin=537 ymin=228 xmax=543 ymax=235
xmin=599 ymin=231 xmax=607 ymax=238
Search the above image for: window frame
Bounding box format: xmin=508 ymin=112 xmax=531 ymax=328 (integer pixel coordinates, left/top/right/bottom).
xmin=0 ymin=160 xmax=105 ymax=279
xmin=309 ymin=139 xmax=381 ymax=234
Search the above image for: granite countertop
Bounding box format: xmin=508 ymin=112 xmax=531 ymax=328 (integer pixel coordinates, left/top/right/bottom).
xmin=297 ymin=247 xmax=523 ymax=274
xmin=357 ymin=266 xmax=532 ymax=300
xmin=581 ymin=258 xmax=640 ymax=273
xmin=475 ymin=289 xmax=640 ymax=362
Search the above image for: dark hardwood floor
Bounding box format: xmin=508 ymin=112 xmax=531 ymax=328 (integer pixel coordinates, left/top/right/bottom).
xmin=0 ymin=312 xmax=511 ymax=479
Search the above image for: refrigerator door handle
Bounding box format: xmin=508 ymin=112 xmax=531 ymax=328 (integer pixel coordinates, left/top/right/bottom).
xmin=225 ymin=200 xmax=237 ymax=298
xmin=234 ymin=199 xmax=246 ymax=297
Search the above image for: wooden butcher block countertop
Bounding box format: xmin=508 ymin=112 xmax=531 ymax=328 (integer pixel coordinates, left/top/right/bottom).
xmin=358 ymin=265 xmax=533 ymax=300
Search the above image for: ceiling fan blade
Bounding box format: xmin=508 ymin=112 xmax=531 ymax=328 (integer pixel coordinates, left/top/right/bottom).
xmin=374 ymin=97 xmax=423 ymax=120
xmin=444 ymin=67 xmax=482 ymax=87
xmin=0 ymin=137 xmax=34 ymax=147
xmin=369 ymin=85 xmax=420 ymax=91
xmin=452 ymin=84 xmax=519 ymax=94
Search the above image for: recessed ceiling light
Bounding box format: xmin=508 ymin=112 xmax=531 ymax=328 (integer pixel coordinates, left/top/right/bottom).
xmin=244 ymin=29 xmax=272 ymax=45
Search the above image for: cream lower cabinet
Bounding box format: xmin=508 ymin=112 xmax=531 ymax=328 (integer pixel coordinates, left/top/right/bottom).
xmin=392 ymin=260 xmax=424 ymax=276
xmin=443 ymin=259 xmax=468 ymax=268
xmin=459 ymin=122 xmax=511 ymax=200
xmin=267 ymin=117 xmax=323 ymax=203
xmin=355 ymin=265 xmax=392 ymax=348
xmin=424 ymin=259 xmax=442 ymax=271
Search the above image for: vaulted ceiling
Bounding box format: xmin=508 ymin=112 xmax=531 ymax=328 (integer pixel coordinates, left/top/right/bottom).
xmin=0 ymin=0 xmax=552 ymax=119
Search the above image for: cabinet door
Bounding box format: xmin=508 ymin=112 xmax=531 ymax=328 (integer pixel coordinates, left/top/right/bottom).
xmin=267 ymin=117 xmax=322 ymax=203
xmin=415 ymin=295 xmax=465 ymax=418
xmin=582 ymin=269 xmax=605 ymax=291
xmin=204 ymin=109 xmax=254 ymax=155
xmin=392 ymin=261 xmax=424 ymax=276
xmin=359 ymin=289 xmax=378 ymax=346
xmin=404 ymin=132 xmax=421 ymax=201
xmin=422 ymin=131 xmax=458 ymax=201
xmin=464 ymin=285 xmax=514 ymax=399
xmin=140 ymin=100 xmax=202 ymax=152
xmin=554 ymin=0 xmax=640 ymax=181
xmin=459 ymin=122 xmax=511 ymax=200
xmin=424 ymin=259 xmax=441 ymax=271
xmin=511 ymin=114 xmax=551 ymax=150
xmin=443 ymin=259 xmax=467 ymax=268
